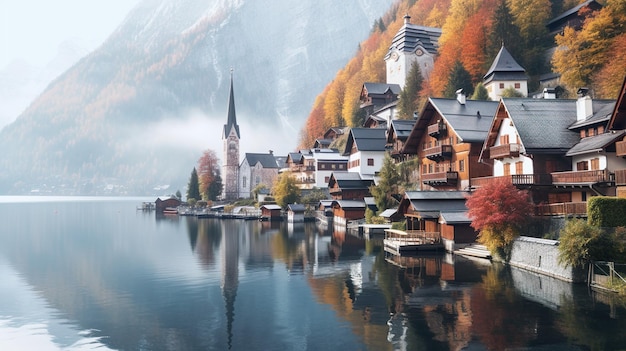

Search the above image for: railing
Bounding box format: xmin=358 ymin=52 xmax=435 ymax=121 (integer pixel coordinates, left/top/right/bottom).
xmin=423 ymin=144 xmax=452 ymax=161
xmin=489 ymin=143 xmax=520 ymax=159
xmin=422 ymin=171 xmax=458 ymax=185
xmin=535 ymin=202 xmax=587 ymax=216
xmin=551 ymin=169 xmax=613 ymax=184
xmin=471 ymin=174 xmax=552 ymax=188
xmin=590 ymin=262 xmax=626 ymax=294
xmin=616 ymin=140 xmax=626 ymax=157
xmin=427 ymin=122 xmax=447 ymax=138
xmin=384 ymin=229 xmax=442 ymax=245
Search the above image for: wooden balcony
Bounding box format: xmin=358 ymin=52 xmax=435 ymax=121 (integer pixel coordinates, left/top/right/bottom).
xmin=535 ymin=202 xmax=587 ymax=216
xmin=422 ymin=171 xmax=458 ymax=186
xmin=471 ymin=174 xmax=552 ymax=188
xmin=489 ymin=143 xmax=520 ymax=159
xmin=551 ymin=169 xmax=614 ymax=185
xmin=424 ymin=144 xmax=452 ymax=162
xmin=427 ymin=121 xmax=447 ymax=138
xmin=616 ymin=140 xmax=626 ymax=157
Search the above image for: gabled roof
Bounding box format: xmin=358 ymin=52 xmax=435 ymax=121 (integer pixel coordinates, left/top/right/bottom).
xmin=402 ymin=98 xmax=498 ymax=154
xmin=608 ymin=76 xmax=626 ymax=130
xmin=328 ymin=172 xmax=374 ymax=190
xmin=331 ymin=200 xmax=366 ymax=210
xmin=363 ymin=82 xmax=402 ymax=96
xmin=483 ymin=46 xmax=527 ymax=84
xmin=344 ymin=128 xmax=387 ymax=155
xmin=398 ymin=191 xmax=469 ymax=218
xmin=223 ymin=74 xmax=241 ymax=139
xmin=498 ymin=99 xmax=580 ymax=153
xmin=286 ymin=152 xmax=303 ymax=164
xmin=313 ymin=139 xmax=332 ymax=148
xmin=287 ymin=203 xmax=306 ymax=212
xmin=404 ymin=191 xmax=469 ymax=200
xmin=566 ymin=130 xmax=626 ymax=156
xmin=261 ymin=204 xmax=282 ymax=210
xmin=385 ymin=15 xmax=442 ymax=58
xmin=323 ymin=127 xmax=347 ymax=139
xmin=547 ymin=0 xmax=603 ymax=29
xmin=387 ymin=119 xmax=416 ymax=143
xmin=364 ymin=115 xmax=387 ymax=128
xmin=440 ymin=211 xmax=471 ymax=224
xmin=244 ymin=153 xmax=279 ymax=168
xmin=568 ymin=100 xmax=616 ymax=130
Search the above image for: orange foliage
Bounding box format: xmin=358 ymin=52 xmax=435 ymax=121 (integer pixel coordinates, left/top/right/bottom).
xmin=460 ymin=3 xmax=496 ymax=81
xmin=593 ymin=33 xmax=626 ymax=98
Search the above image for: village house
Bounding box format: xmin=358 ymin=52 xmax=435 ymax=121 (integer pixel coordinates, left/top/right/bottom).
xmin=483 ymin=45 xmax=529 ymax=101
xmin=386 ymin=119 xmax=416 ymax=162
xmin=284 ymin=148 xmax=348 ymax=190
xmin=344 ymin=128 xmax=387 ymax=177
xmin=327 ymin=172 xmax=374 ymax=201
xmin=238 ymin=151 xmax=283 ymax=199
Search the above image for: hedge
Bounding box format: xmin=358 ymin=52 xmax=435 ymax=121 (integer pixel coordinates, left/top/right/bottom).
xmin=587 ymin=196 xmax=626 ymax=227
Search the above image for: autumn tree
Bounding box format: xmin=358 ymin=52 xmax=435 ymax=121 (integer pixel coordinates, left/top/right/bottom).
xmin=466 ymin=177 xmax=533 ymax=259
xmin=471 ymin=82 xmax=490 ymax=100
xmin=443 ymin=60 xmax=474 ymax=98
xmin=272 ymin=172 xmax=301 ymax=208
xmin=398 ymin=61 xmax=423 ymax=119
xmin=197 ymin=149 xmax=220 ymax=201
xmin=186 ymin=167 xmax=201 ymax=201
xmin=369 ymin=153 xmax=401 ymax=213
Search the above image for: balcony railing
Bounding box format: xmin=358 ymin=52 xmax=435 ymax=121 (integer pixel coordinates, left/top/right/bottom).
xmin=489 ymin=143 xmax=520 ymax=159
xmin=427 ymin=121 xmax=447 ymax=138
xmin=422 ymin=171 xmax=458 ymax=185
xmin=616 ymin=140 xmax=626 ymax=157
xmin=423 ymin=144 xmax=452 ymax=162
xmin=551 ymin=169 xmax=614 ymax=184
xmin=535 ymin=202 xmax=587 ymax=216
xmin=471 ymin=174 xmax=552 ymax=188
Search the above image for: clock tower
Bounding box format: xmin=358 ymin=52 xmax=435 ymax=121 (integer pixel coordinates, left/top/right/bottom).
xmin=222 ymin=71 xmax=240 ymax=201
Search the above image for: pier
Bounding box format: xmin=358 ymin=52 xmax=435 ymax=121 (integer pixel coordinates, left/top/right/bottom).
xmin=383 ymin=229 xmax=443 ymax=255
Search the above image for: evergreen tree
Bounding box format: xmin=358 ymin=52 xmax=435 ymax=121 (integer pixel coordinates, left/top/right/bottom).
xmin=369 ymin=154 xmax=401 ymax=213
xmin=487 ymin=0 xmax=522 ymax=70
xmin=443 ymin=61 xmax=474 ymax=98
xmin=186 ymin=167 xmax=201 ymax=202
xmin=398 ymin=61 xmax=423 ymax=119
xmin=471 ymin=83 xmax=490 ymax=100
xmin=207 ymin=172 xmax=222 ymax=201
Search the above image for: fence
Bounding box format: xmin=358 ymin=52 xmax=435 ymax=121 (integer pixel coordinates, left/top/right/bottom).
xmin=589 ymin=261 xmax=626 ymax=293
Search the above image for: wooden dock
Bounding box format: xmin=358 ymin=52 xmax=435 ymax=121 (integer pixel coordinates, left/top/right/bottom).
xmin=383 ymin=229 xmax=443 ymax=255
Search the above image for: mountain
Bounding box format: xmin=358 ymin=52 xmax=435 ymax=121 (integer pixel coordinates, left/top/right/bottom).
xmin=0 ymin=0 xmax=395 ymax=195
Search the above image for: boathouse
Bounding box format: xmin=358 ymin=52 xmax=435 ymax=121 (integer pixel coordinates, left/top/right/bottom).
xmin=260 ymin=204 xmax=282 ymax=221
xmin=155 ymin=196 xmax=181 ymax=213
xmin=287 ymin=203 xmax=306 ymax=223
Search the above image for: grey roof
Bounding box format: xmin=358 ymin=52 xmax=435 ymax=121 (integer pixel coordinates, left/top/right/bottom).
xmin=323 ymin=127 xmax=347 ymax=139
xmin=363 ymin=83 xmax=402 ymax=95
xmin=501 ymin=99 xmax=581 ymax=152
xmin=566 ymin=130 xmax=626 ymax=156
xmin=244 ymin=153 xmax=279 ymax=168
xmin=223 ymin=75 xmax=241 ymax=139
xmin=261 ymin=204 xmax=282 ymax=210
xmin=389 ymin=119 xmax=416 ymax=142
xmin=385 ymin=16 xmax=442 ymax=58
xmin=379 ymin=208 xmax=398 ymax=218
xmin=440 ymin=211 xmax=471 ymax=224
xmin=288 ymin=152 xmax=303 ymax=164
xmin=344 ymin=128 xmax=387 ymax=154
xmin=329 ymin=171 xmax=374 ymax=189
xmin=287 ymin=203 xmax=306 ymax=212
xmin=483 ymin=46 xmax=527 ymax=84
xmin=408 ymin=199 xmax=468 ymax=213
xmin=429 ymin=98 xmax=499 ymax=143
xmin=405 ymin=191 xmax=469 ymax=200
xmin=331 ymin=200 xmax=366 ymax=209
xmin=314 ymin=139 xmax=332 ymax=147
xmin=568 ymin=100 xmax=616 ymax=130
xmin=547 ymin=0 xmax=602 ymax=27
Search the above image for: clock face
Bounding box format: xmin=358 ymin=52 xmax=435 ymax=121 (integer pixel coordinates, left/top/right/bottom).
xmin=415 ymin=48 xmax=424 ymax=56
xmin=390 ymin=52 xmax=399 ymax=61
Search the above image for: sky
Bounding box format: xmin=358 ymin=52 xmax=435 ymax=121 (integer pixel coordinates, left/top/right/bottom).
xmin=0 ymin=0 xmax=141 ymax=69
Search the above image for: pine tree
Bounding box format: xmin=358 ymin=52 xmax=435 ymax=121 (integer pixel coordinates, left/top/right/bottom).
xmin=471 ymin=83 xmax=490 ymax=100
xmin=487 ymin=0 xmax=522 ymax=70
xmin=398 ymin=61 xmax=423 ymax=119
xmin=186 ymin=167 xmax=201 ymax=202
xmin=369 ymin=154 xmax=400 ymax=213
xmin=443 ymin=61 xmax=474 ymax=98
xmin=207 ymin=172 xmax=222 ymax=201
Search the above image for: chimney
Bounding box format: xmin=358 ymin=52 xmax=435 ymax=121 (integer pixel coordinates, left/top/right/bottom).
xmin=269 ymin=150 xmax=273 ymax=155
xmin=576 ymin=88 xmax=592 ymax=122
xmin=404 ymin=14 xmax=411 ymax=25
xmin=543 ymin=87 xmax=556 ymax=99
xmin=456 ymin=89 xmax=466 ymax=105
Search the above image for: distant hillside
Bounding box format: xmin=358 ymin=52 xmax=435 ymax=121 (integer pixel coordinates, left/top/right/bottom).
xmin=0 ymin=0 xmax=395 ymax=195
xmin=298 ymin=0 xmax=626 ymax=148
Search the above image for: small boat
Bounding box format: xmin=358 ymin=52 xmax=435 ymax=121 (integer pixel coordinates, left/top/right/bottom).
xmin=163 ymin=207 xmax=178 ymax=215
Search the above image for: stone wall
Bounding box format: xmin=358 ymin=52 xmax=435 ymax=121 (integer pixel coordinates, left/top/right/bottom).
xmin=504 ymin=236 xmax=586 ymax=283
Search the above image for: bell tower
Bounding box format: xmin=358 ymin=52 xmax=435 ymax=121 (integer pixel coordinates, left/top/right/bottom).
xmin=222 ymin=70 xmax=240 ymax=200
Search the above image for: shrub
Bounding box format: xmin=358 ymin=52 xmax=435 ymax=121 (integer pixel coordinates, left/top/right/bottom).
xmin=587 ymin=196 xmax=626 ymax=227
xmin=558 ymin=218 xmax=619 ymax=268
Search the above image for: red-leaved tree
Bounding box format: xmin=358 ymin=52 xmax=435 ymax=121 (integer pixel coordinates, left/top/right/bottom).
xmin=466 ymin=177 xmax=533 ymax=258
xmin=197 ymin=149 xmax=220 ymax=201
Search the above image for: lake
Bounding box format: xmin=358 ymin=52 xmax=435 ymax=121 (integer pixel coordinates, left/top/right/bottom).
xmin=1 ymin=197 xmax=625 ymax=351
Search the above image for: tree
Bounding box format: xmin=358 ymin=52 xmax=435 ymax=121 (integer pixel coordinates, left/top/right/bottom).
xmin=272 ymin=173 xmax=301 ymax=208
xmin=186 ymin=167 xmax=200 ymax=202
xmin=398 ymin=61 xmax=423 ymax=119
xmin=370 ymin=154 xmax=401 ymax=213
xmin=197 ymin=149 xmax=220 ymax=201
xmin=471 ymin=82 xmax=490 ymax=100
xmin=557 ymin=218 xmax=621 ymax=268
xmin=206 ymin=172 xmax=222 ymax=201
xmin=501 ymin=86 xmax=524 ymax=98
xmin=487 ymin=0 xmax=522 ymax=69
xmin=443 ymin=60 xmax=474 ymax=98
xmin=466 ymin=177 xmax=533 ymax=259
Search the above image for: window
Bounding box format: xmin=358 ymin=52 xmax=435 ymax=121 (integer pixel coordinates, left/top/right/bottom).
xmin=590 ymin=158 xmax=600 ymax=170
xmin=503 ymin=163 xmax=511 ymax=176
xmin=243 ymin=177 xmax=247 ymax=188
xmin=255 ymin=176 xmax=260 ymax=185
xmin=459 ymin=159 xmax=465 ymax=172
xmin=499 ymin=83 xmax=505 ymax=89
xmin=368 ymin=158 xmax=374 ymax=166
xmin=331 ymin=164 xmax=336 ymax=169
xmin=325 ymin=176 xmax=330 ymax=183
xmin=514 ymin=82 xmax=520 ymax=89
xmin=500 ymin=134 xmax=510 ymax=145
xmin=576 ymin=161 xmax=589 ymax=171
xmin=339 ymin=164 xmax=345 ymax=169
xmin=515 ymin=161 xmax=523 ymax=174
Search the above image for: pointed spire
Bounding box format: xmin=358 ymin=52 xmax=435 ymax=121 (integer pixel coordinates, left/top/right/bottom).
xmin=483 ymin=45 xmax=526 ymax=83
xmin=223 ymin=69 xmax=240 ymax=139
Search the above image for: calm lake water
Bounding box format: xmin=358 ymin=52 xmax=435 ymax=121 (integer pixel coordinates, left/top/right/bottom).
xmin=1 ymin=197 xmax=625 ymax=351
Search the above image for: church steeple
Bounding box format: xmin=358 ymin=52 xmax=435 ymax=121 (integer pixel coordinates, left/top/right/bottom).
xmin=223 ymin=70 xmax=240 ymax=139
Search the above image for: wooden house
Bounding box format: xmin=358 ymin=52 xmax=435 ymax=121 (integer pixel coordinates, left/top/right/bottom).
xmin=387 ymin=119 xmax=416 ymax=162
xmin=331 ymin=200 xmax=367 ymax=226
xmin=327 ymin=172 xmax=374 ymax=200
xmin=483 ymin=45 xmax=528 ymax=101
xmin=607 ymin=76 xmax=626 ymax=197
xmin=402 ymin=93 xmax=498 ymax=191
xmin=396 ymin=191 xmax=474 ymax=251
xmin=343 ymin=128 xmax=387 ymax=177
xmin=547 ymin=0 xmax=603 ymax=37
xmin=260 ymin=204 xmax=282 ymax=221
xmin=155 ymin=196 xmax=181 ymax=213
xmin=287 ymin=203 xmax=306 ymax=223
xmin=359 ymin=83 xmax=401 ymax=116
